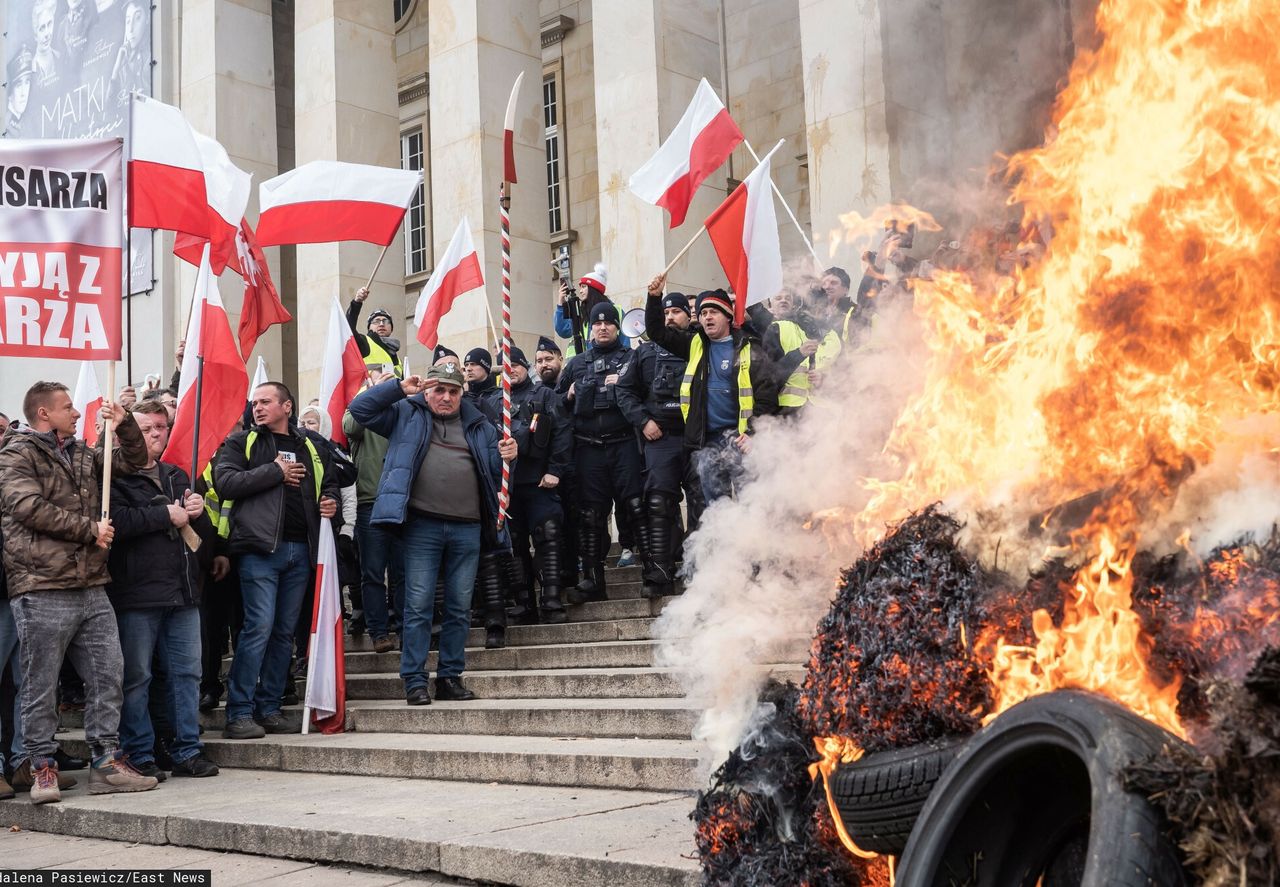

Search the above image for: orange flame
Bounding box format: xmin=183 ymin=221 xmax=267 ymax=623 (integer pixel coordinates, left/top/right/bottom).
xmin=808 ymin=736 xmax=879 ymax=859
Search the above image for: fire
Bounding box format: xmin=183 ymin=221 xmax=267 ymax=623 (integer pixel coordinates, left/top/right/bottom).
xmin=808 ymin=736 xmax=879 ymax=860
xmin=832 ymin=0 xmax=1280 ymax=733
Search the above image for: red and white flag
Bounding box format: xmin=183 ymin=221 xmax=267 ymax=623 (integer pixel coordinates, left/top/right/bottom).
xmin=503 ymin=71 xmax=525 ymax=183
xmin=234 ymin=219 xmax=290 ymax=358
xmin=72 ymin=362 xmax=104 ymax=446
xmin=190 ymin=132 xmax=252 ymax=275
xmin=705 ymin=140 xmax=785 ymax=326
xmin=304 ymin=516 xmax=346 ymax=734
xmin=162 ymin=244 xmax=250 ymax=477
xmin=129 ymin=95 xmax=208 ymax=237
xmin=319 ymin=295 xmax=367 ymax=448
xmin=255 ymin=161 xmax=422 ymax=248
xmin=628 ymin=78 xmax=743 ymax=229
xmin=414 ymin=217 xmax=484 ymax=349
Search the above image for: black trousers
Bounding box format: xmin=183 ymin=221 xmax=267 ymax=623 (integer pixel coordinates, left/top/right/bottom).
xmin=575 ymin=438 xmax=644 ymax=508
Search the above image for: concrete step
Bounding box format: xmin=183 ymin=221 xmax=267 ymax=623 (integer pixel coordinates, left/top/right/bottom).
xmin=345 ymin=666 xmax=686 ymax=700
xmin=343 ymin=639 xmax=663 ymax=674
xmin=3 ymin=769 xmax=699 ymax=887
xmin=62 ymin=730 xmax=701 ymax=793
xmin=467 ymin=616 xmax=657 ymax=648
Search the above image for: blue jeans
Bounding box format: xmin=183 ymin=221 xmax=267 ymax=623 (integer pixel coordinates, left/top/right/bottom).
xmin=0 ymin=598 xmax=25 ymax=769
xmin=115 ymin=606 xmax=203 ymax=764
xmin=356 ymin=503 xmax=405 ymax=639
xmin=400 ymin=516 xmax=480 ymax=690
xmin=227 ymin=542 xmax=311 ymax=722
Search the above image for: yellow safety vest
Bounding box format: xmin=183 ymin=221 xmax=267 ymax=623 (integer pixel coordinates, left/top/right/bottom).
xmin=201 ymin=462 xmax=233 ymax=539
xmin=774 ymin=320 xmax=841 ymax=408
xmin=679 ymin=336 xmax=754 ymax=435
xmin=220 ymin=431 xmax=324 ymax=521
xmin=364 ymin=337 xmax=404 ymax=379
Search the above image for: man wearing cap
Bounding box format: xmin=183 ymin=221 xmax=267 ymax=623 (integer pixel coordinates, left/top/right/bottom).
xmin=5 ymin=46 xmax=33 ymax=137
xmin=479 ymin=347 xmax=571 ymax=625
xmin=645 ymin=275 xmax=780 ymax=503
xmin=617 ymin=293 xmax=699 ymax=598
xmin=348 ymin=363 xmax=517 ymax=705
xmin=348 ymin=287 xmax=403 ymax=379
xmin=462 ymin=347 xmax=499 ymax=423
xmin=556 ymin=303 xmax=647 ymax=602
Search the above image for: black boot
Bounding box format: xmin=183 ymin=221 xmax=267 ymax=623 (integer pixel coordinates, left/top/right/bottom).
xmin=533 ymin=518 xmax=568 ymax=624
xmin=643 ymin=492 xmax=678 ymax=598
xmin=477 ymin=552 xmax=507 ymax=649
xmin=504 ymin=537 xmax=538 ymax=624
xmin=624 ymin=494 xmax=648 ymax=572
xmin=567 ymin=507 xmax=606 ymax=605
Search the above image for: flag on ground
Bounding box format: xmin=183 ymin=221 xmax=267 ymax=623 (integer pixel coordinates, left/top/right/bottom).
xmin=304 ymin=516 xmax=346 ymax=734
xmin=162 ymin=244 xmax=250 ymax=477
xmin=705 ymin=140 xmax=785 ymax=327
xmin=414 ymin=217 xmax=484 ymax=350
xmin=319 ymin=295 xmax=367 ymax=448
xmin=255 ymin=161 xmax=422 ymax=248
xmin=628 ymin=78 xmax=744 ymax=229
xmin=72 ymin=362 xmax=103 ymax=446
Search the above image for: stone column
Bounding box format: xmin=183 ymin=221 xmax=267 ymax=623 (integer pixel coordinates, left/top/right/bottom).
xmin=798 ymin=0 xmax=894 ymax=269
xmin=293 ymin=0 xmax=401 ymax=399
xmin=591 ymin=0 xmax=726 ymax=307
xmin=421 ymin=0 xmax=546 ymax=369
xmin=180 ymin=0 xmax=283 ymax=378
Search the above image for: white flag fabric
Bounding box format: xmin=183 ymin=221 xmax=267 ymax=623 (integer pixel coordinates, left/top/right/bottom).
xmin=72 ymin=361 xmax=104 ymax=445
xmin=304 ymin=516 xmax=346 ymax=733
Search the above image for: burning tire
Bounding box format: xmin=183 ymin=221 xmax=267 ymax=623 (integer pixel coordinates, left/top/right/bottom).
xmin=828 ymin=735 xmax=968 ymax=855
xmin=895 ymin=690 xmax=1186 ymax=887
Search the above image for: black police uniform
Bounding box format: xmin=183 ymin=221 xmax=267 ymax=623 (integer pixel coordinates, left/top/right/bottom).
xmin=555 ymin=336 xmax=646 ymax=600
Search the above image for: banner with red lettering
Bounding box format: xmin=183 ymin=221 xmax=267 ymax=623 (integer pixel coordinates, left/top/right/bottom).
xmin=0 ymin=138 xmax=123 ymax=360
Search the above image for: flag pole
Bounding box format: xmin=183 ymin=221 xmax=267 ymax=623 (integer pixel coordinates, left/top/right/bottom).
xmin=742 ymin=138 xmax=822 ymax=269
xmin=364 ymin=241 xmax=391 ymax=291
xmin=100 ymin=362 xmax=116 ymax=520
xmin=662 ymin=224 xmax=708 ymax=277
xmin=497 ymin=73 xmax=523 ymax=531
xmin=123 ymin=96 xmax=135 ymax=384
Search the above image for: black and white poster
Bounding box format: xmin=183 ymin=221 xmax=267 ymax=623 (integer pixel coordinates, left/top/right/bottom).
xmin=5 ymin=0 xmax=153 ymax=291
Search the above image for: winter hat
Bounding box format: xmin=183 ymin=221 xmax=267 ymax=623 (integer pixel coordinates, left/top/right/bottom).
xmin=588 ymin=302 xmax=620 ymax=327
xmin=579 ymin=263 xmax=608 ymax=294
xmin=464 ymin=347 xmax=493 ymax=373
xmin=432 ymin=345 xmax=458 ymax=365
xmin=425 ymin=363 xmax=465 ymax=388
xmin=367 ymin=308 xmax=394 ymax=331
xmin=695 ymin=289 xmax=734 ymax=320
xmin=535 ymin=335 xmax=561 ymax=355
xmin=299 ymin=404 xmax=331 ymax=440
xmin=661 ymin=292 xmax=691 ymax=316
xmin=507 ymin=346 xmax=530 ymax=370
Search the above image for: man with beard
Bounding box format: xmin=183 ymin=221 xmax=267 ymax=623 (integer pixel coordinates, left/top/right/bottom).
xmin=535 ymin=336 xmax=580 ymax=590
xmin=617 ymin=293 xmax=701 ymax=598
xmin=556 ymin=304 xmax=647 ymax=602
xmin=348 ymin=286 xmax=404 ymax=379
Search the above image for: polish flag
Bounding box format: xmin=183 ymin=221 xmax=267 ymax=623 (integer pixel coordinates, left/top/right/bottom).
xmin=319 ymin=295 xmax=367 ymax=448
xmin=304 ymin=516 xmax=346 ymax=734
xmin=162 ymin=244 xmax=250 ymax=477
xmin=129 ymin=95 xmax=209 ymax=237
xmin=255 ymin=161 xmax=422 ymax=248
xmin=413 ymin=217 xmax=484 ymax=349
xmin=628 ymin=78 xmax=744 ymax=229
xmin=705 ymin=140 xmax=785 ymax=326
xmin=233 ymin=219 xmax=290 ymax=358
xmin=190 ymin=133 xmax=252 ymax=275
xmin=72 ymin=362 xmax=104 ymax=446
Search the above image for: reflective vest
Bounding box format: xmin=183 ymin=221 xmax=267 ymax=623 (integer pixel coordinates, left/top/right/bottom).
xmin=220 ymin=431 xmax=324 ymax=519
xmin=365 ymin=337 xmax=404 ymax=379
xmin=775 ymin=320 xmax=841 ymax=408
xmin=679 ymin=336 xmax=754 ymax=435
xmin=201 ymin=462 xmax=232 ymax=539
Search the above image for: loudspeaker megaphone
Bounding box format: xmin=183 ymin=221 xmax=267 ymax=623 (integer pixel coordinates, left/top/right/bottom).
xmin=621 ymin=307 xmax=646 ymax=339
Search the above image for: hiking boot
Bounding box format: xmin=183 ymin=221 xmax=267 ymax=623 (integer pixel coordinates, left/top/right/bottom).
xmin=255 ymin=712 xmax=300 ymax=734
xmin=29 ymin=759 xmax=60 ymax=805
xmin=131 ymin=760 xmax=167 ymax=782
xmin=373 ymin=635 xmax=396 ymax=654
xmin=434 ymin=677 xmax=475 ymax=701
xmin=11 ymin=758 xmax=77 ymax=792
xmin=170 ymin=754 xmax=219 ymax=778
xmin=88 ymin=752 xmax=158 ymax=795
xmin=222 ymin=718 xmax=266 ymax=740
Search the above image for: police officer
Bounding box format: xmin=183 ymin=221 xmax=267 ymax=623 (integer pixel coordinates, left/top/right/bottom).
xmin=618 ymin=293 xmax=696 ymax=598
xmin=535 ymin=335 xmax=580 ymax=591
xmin=463 ymin=347 xmax=499 ymax=422
xmin=349 ymin=287 xmax=403 ymax=378
xmin=556 ymin=303 xmax=647 ymax=602
xmin=480 ymin=346 xmax=572 ymax=623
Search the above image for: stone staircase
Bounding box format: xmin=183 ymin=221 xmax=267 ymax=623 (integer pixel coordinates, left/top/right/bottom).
xmin=9 ymin=558 xmax=806 ymax=885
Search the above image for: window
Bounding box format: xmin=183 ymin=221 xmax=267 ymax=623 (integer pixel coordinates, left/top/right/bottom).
xmin=401 ymin=130 xmax=427 ymax=276
xmin=393 ymin=0 xmax=414 ymax=23
xmin=543 ymin=73 xmax=564 ymax=234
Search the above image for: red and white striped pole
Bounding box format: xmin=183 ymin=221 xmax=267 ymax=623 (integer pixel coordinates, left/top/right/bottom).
xmin=498 ymin=181 xmax=512 ymax=529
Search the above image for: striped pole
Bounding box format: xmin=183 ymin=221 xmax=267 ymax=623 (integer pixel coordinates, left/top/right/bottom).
xmin=498 ymin=181 xmax=512 ymax=529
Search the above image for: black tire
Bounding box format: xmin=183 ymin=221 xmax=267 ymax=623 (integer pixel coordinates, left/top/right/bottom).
xmin=896 ymin=690 xmax=1187 ymax=887
xmin=828 ymin=735 xmax=968 ymax=855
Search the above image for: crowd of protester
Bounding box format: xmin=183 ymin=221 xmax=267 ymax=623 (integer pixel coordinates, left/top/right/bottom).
xmin=0 ymin=220 xmax=926 ymax=806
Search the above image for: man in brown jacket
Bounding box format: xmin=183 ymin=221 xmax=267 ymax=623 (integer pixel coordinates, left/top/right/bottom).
xmin=0 ymin=380 xmax=158 ymax=804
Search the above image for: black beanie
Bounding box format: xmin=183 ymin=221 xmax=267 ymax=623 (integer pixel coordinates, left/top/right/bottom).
xmin=464 ymin=347 xmax=493 ymax=373
xmin=661 ymin=292 xmax=691 ymax=316
xmin=432 ymin=345 xmax=458 ymax=364
xmin=536 ymin=335 xmax=561 ymax=355
xmin=367 ymin=308 xmax=394 ymax=331
xmin=588 ymin=302 xmax=620 ymax=327
xmin=695 ymin=289 xmax=734 ymax=319
xmin=507 ymin=346 xmax=530 ymax=369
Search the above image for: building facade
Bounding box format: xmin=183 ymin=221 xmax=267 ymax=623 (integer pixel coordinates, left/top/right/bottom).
xmin=0 ymin=0 xmax=1088 ymax=410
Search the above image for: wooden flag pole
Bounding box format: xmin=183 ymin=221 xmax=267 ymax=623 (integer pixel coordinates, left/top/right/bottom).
xmin=100 ymin=361 xmax=116 ymax=521
xmin=364 ymin=241 xmax=392 ymax=291
xmin=662 ymin=224 xmax=708 ymax=277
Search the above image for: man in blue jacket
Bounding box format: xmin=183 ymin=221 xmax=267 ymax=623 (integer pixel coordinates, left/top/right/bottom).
xmin=349 ymin=363 xmax=517 ymax=705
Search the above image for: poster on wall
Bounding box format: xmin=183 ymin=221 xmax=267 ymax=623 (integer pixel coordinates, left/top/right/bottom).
xmin=4 ymin=0 xmax=152 ymax=293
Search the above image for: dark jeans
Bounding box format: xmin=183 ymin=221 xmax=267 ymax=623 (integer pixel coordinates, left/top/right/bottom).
xmin=356 ymin=503 xmax=405 ymax=639
xmin=226 ymin=542 xmax=310 ymax=723
xmin=12 ymin=588 xmax=123 ymax=761
xmin=200 ymin=568 xmax=242 ymax=699
xmin=116 ymin=606 xmax=203 ymax=765
xmin=400 ymin=515 xmax=480 ymax=690
xmin=0 ymin=597 xmax=25 ymax=768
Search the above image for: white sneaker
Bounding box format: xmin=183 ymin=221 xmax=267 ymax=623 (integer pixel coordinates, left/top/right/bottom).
xmin=616 ymin=548 xmax=637 ymax=567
